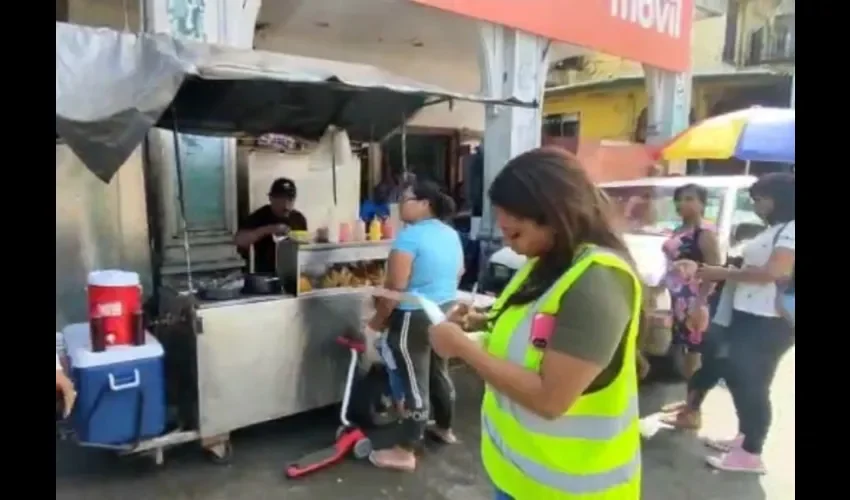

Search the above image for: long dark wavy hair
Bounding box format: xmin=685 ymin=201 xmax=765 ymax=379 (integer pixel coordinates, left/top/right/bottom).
xmin=488 ymin=147 xmax=633 ymax=312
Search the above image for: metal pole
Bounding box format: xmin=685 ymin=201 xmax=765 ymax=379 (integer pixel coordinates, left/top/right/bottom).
xmin=401 ymin=116 xmax=408 ymax=178
xmin=788 ymin=73 xmax=795 ymax=174
xmin=331 ymin=130 xmax=338 ymax=205
xmin=170 ymin=113 xmax=194 ymax=293
xmin=139 ymin=0 xmax=149 ymax=32
xmin=790 ymin=73 xmax=795 ymax=109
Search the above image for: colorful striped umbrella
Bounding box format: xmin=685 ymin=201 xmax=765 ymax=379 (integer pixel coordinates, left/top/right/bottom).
xmin=659 ymin=107 xmax=795 ymax=163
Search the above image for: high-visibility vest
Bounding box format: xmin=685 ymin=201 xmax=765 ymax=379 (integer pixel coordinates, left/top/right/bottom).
xmin=482 ymin=246 xmax=643 ymax=500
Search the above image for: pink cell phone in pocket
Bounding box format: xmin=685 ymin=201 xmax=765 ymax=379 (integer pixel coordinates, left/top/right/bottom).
xmin=530 ymin=313 xmax=556 ymax=348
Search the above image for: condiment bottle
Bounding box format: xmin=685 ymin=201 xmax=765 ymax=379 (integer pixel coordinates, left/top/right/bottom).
xmin=354 ymin=220 xmax=367 ymax=241
xmin=326 ymin=208 xmax=340 ymax=243
xmin=381 ymin=218 xmax=395 ymax=239
xmin=90 ymin=316 xmax=106 ymax=353
xmin=338 ymin=222 xmax=352 ymax=243
xmin=368 ymin=217 xmax=383 ymax=241
xmin=315 ymin=226 xmax=329 ymax=243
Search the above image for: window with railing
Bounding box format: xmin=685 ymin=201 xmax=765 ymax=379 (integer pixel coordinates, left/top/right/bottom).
xmin=724 ymin=1 xmax=796 ymax=67
xmin=542 ymin=113 xmax=580 ymax=138
xmin=747 ymin=15 xmax=795 ymax=65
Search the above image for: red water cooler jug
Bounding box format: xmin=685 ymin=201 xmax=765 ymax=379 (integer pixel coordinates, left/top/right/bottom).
xmin=87 ymin=270 xmax=142 ymax=348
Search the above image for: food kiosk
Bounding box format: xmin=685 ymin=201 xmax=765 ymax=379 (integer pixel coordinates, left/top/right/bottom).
xmin=56 ymin=22 xmax=524 ymax=465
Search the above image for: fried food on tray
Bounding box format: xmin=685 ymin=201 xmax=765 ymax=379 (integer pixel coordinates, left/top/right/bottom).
xmin=315 ymin=262 xmax=385 ymax=289
xmin=320 ymin=270 xmax=339 ymax=288
xmin=338 ymin=267 xmax=354 ymax=287
xmin=298 ymin=274 xmax=313 ymax=292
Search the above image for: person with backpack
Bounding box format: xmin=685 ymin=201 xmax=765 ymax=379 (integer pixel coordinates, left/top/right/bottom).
xmin=670 ymin=173 xmax=795 ymax=474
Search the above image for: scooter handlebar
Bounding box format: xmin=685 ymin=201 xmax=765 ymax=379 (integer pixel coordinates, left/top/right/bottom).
xmin=336 ymin=336 xmax=366 ymax=353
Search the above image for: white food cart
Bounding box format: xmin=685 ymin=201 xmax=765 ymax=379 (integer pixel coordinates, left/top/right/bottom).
xmin=56 ymin=22 xmax=525 ymax=465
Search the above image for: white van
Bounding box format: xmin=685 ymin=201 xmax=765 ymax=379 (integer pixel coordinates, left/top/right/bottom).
xmin=600 ymin=175 xmax=761 ymax=285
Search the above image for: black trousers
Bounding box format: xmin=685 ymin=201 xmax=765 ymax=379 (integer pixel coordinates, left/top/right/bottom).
xmin=689 ymin=310 xmax=793 ymax=454
xmin=384 ymin=306 xmax=456 ymax=448
xmin=688 ymin=324 xmax=727 ymax=406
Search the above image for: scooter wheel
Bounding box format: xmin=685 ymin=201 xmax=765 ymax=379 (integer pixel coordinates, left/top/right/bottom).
xmin=352 ymin=438 xmax=373 ymax=459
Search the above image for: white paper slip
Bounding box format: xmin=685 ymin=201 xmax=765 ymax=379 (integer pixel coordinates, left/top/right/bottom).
xmin=455 ymin=290 xmax=496 ymax=309
xmin=415 ymin=295 xmax=448 ymax=325
xmin=369 ymin=288 xmax=447 ymax=325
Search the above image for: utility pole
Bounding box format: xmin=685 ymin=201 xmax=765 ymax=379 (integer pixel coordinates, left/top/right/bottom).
xmin=790 ymin=72 xmax=795 ymax=109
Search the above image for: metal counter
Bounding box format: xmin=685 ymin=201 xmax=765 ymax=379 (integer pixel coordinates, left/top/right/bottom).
xmin=193 ymin=241 xmax=393 ymax=438
xmin=194 ymin=290 xmax=372 ymax=438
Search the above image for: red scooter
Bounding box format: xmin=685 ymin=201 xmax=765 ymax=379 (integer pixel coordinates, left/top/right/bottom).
xmin=285 ymin=336 xmax=375 ymax=479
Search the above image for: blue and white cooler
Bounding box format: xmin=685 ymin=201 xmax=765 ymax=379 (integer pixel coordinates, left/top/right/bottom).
xmin=62 ymin=322 xmax=167 ymax=446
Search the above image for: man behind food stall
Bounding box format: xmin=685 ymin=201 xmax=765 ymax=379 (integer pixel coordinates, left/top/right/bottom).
xmin=234 ymin=178 xmax=308 ymax=273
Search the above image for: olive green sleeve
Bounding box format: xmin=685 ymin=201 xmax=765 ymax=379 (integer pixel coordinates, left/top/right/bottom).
xmin=548 ymin=264 xmax=636 ymax=366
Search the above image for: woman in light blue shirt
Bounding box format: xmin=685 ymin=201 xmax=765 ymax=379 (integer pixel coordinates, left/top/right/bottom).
xmin=364 ymin=179 xmax=464 ymax=471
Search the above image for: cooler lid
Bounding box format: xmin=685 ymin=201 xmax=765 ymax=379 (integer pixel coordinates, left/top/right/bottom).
xmin=88 ymin=270 xmax=141 ymax=287
xmin=62 ymin=323 xmax=163 ymax=369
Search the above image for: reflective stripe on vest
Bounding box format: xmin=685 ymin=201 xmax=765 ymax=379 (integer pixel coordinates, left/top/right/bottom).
xmin=484 ymin=248 xmax=641 ymax=495
xmin=490 ymin=391 xmax=639 ymax=440
xmin=482 ymin=413 xmax=642 ymax=494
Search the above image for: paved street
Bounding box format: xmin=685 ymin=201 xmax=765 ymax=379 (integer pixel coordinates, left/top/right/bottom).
xmin=56 ymin=348 xmax=794 ymax=500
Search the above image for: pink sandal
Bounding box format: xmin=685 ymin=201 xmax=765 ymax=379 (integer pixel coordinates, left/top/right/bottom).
xmin=660 ymin=409 xmax=702 ymax=430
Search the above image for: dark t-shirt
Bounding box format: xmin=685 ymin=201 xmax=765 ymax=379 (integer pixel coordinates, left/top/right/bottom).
xmin=239 ymin=205 xmax=308 ymax=273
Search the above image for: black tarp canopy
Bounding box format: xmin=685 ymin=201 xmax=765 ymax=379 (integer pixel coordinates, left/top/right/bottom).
xmin=55 ymin=22 xmax=535 ymax=183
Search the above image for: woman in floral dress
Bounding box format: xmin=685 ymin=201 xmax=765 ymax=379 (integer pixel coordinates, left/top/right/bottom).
xmin=659 ymin=184 xmax=721 ymax=429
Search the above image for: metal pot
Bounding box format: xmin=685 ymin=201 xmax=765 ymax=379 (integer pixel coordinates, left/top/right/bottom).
xmin=198 ymin=285 xmax=242 ymax=301
xmin=197 ymin=275 xmax=245 ymax=301
xmin=242 ymin=273 xmax=282 ymax=295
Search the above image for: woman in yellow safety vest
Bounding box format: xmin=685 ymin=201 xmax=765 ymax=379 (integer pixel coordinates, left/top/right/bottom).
xmin=429 ymin=148 xmax=643 ymax=500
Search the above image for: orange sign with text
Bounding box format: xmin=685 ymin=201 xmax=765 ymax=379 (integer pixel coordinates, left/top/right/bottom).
xmin=410 ymin=0 xmax=693 ymax=73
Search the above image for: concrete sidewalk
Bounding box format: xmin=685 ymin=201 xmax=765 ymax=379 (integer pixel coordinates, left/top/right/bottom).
xmin=56 ymin=352 xmax=794 ymax=500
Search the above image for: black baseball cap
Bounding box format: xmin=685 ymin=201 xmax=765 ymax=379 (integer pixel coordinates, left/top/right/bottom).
xmin=269 ymin=178 xmax=297 ymax=198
